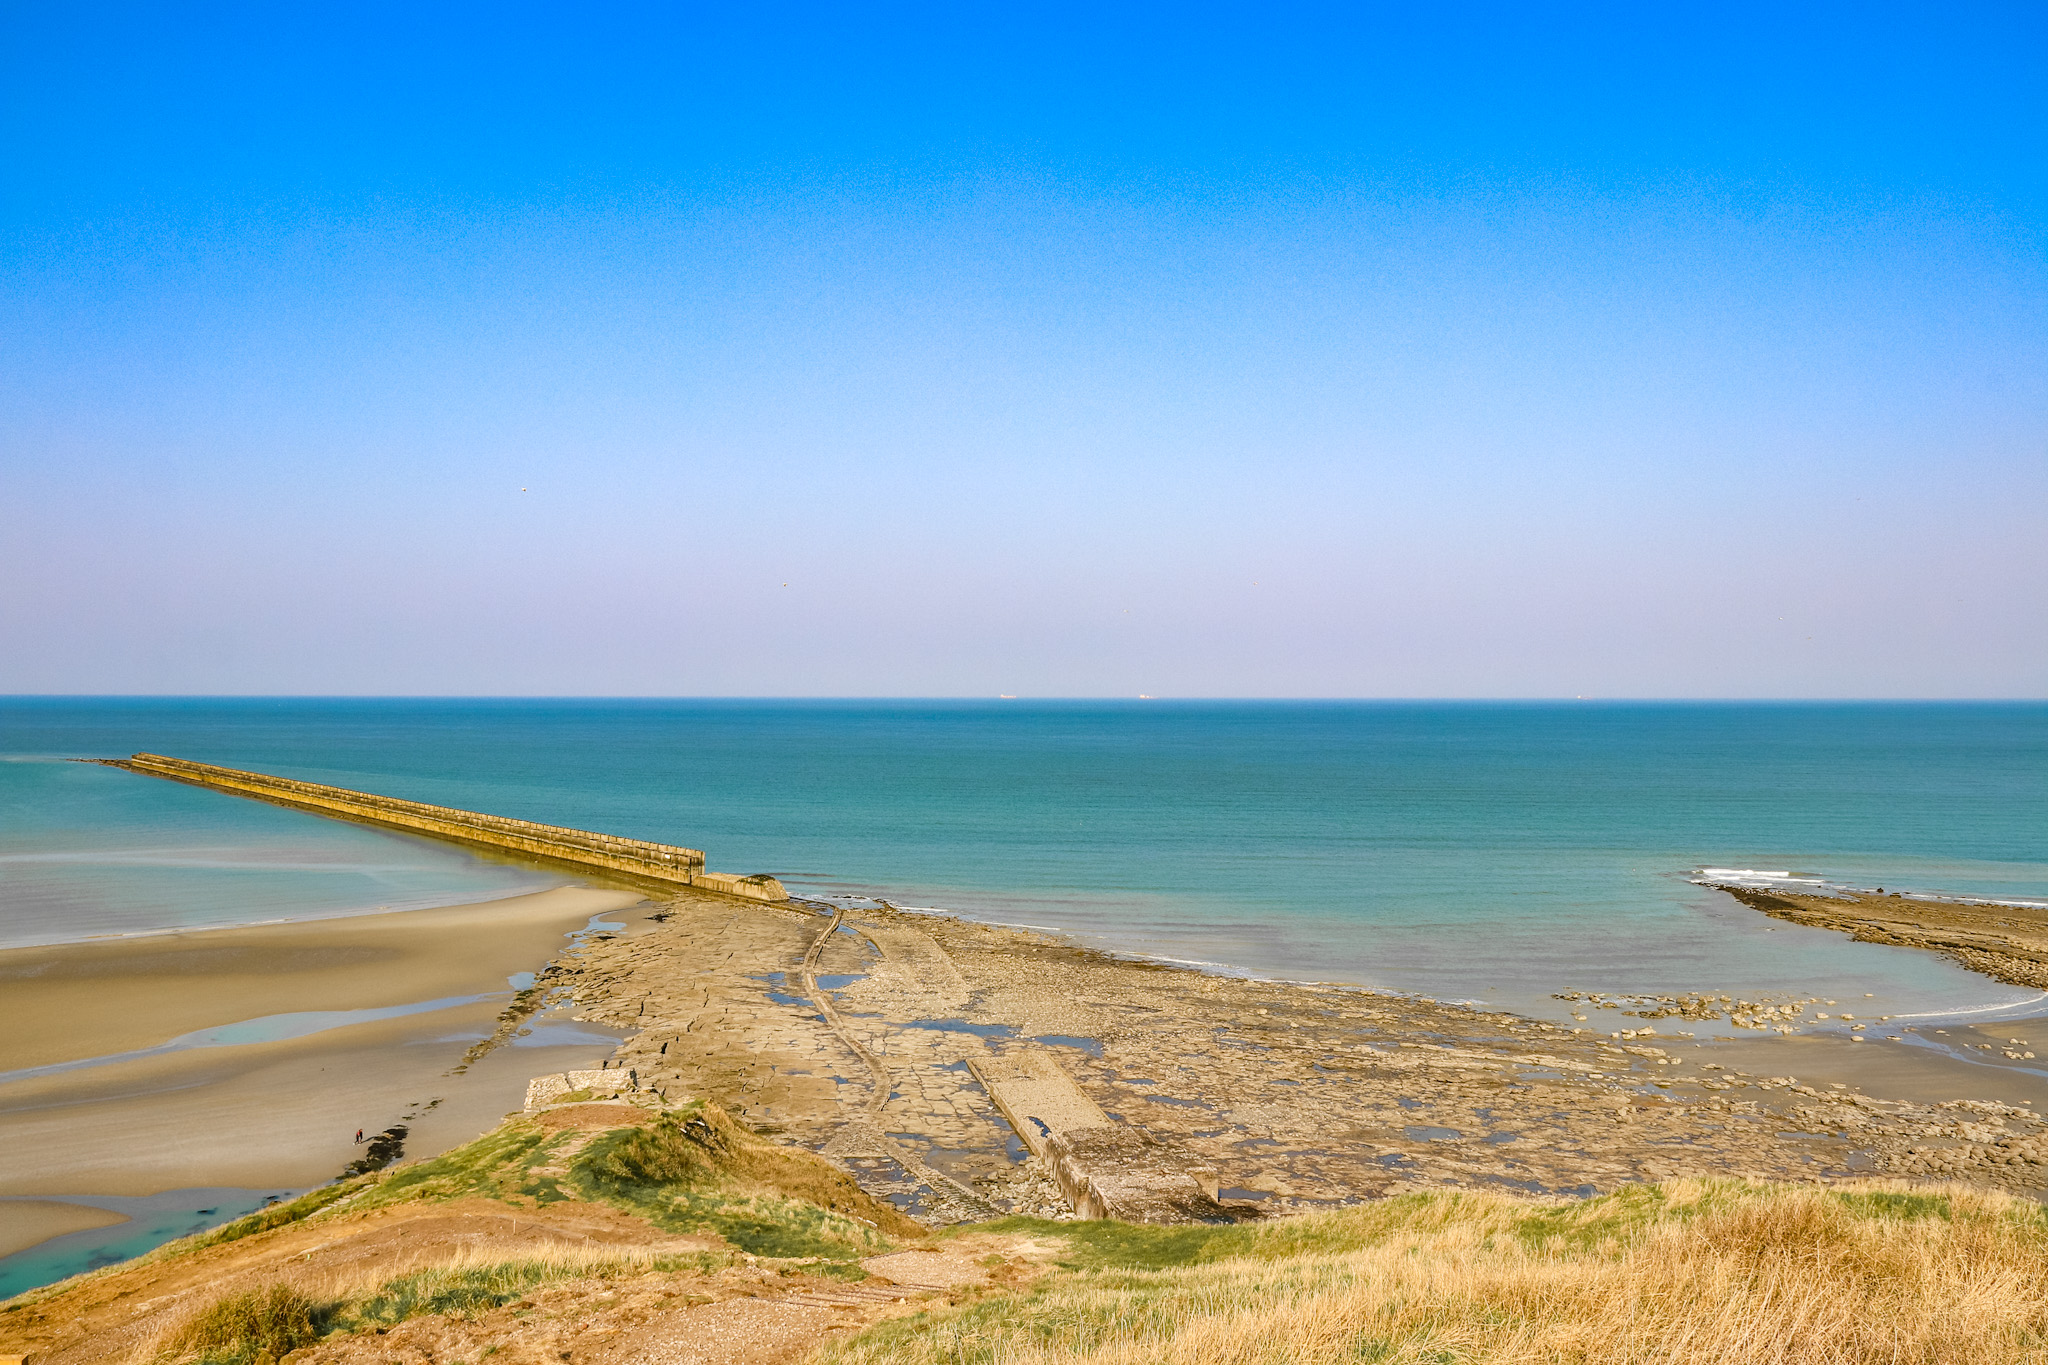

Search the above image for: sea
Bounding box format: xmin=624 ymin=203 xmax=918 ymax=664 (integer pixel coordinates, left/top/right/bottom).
xmin=5 ymin=697 xmax=2045 ymax=1025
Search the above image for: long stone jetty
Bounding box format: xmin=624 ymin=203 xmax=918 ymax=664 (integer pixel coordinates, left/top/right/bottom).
xmin=110 ymin=753 xmax=787 ymax=902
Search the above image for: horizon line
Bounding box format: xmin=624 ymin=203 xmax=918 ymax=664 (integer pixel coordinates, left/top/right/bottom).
xmin=2 ymin=695 xmax=2042 ymax=706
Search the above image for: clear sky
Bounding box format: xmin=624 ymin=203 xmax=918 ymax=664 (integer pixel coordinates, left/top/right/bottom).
xmin=3 ymin=2 xmax=2042 ymax=697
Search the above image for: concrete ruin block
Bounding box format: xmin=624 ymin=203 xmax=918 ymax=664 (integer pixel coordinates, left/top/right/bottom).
xmin=524 ymin=1068 xmax=633 ymax=1110
xmin=968 ymin=1050 xmax=1110 ymax=1153
xmin=693 ymin=872 xmax=790 ymax=902
xmin=1046 ymin=1125 xmax=1229 ymax=1223
xmin=970 ymin=1048 xmax=1232 ymax=1224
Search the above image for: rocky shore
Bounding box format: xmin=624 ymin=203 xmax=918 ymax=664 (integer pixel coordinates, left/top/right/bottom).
xmin=534 ymin=885 xmax=2048 ymax=1218
xmin=1710 ymin=882 xmax=2048 ymax=991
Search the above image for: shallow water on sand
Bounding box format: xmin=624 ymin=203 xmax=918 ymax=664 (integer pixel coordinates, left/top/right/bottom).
xmin=0 ymin=751 xmax=562 ymax=947
xmin=0 ymin=993 xmax=499 ymax=1087
xmin=3 ymin=698 xmax=2044 ymax=1025
xmin=0 ymin=1189 xmax=296 ymax=1301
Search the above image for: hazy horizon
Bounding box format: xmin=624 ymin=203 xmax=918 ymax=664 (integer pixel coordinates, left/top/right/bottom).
xmin=5 ymin=4 xmax=2042 ymax=699
xmin=16 ymin=695 xmax=2048 ymax=703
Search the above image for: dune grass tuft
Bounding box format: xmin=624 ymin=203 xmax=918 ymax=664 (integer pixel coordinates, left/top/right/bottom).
xmin=340 ymin=1100 xmax=917 ymax=1259
xmin=166 ymin=1284 xmax=322 ymax=1365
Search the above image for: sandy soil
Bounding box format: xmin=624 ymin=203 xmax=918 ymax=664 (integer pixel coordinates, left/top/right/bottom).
xmin=3 ymin=1197 xmax=1018 ymax=1365
xmin=0 ymin=1204 xmax=126 ymax=1261
xmin=0 ymin=887 xmax=639 ymax=1072
xmin=3 ymin=1195 xmax=722 ymax=1365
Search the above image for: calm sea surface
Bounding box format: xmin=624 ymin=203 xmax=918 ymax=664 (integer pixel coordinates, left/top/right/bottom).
xmin=4 ymin=699 xmax=2044 ymax=1024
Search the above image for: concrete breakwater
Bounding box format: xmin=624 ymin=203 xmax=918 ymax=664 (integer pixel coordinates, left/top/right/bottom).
xmin=111 ymin=753 xmax=787 ymax=902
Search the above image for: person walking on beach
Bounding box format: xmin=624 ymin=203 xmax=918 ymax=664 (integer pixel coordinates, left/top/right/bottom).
xmin=354 ymin=1128 xmax=363 ymax=1144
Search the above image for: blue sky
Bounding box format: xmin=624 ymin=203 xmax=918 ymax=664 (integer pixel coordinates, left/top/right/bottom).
xmin=3 ymin=2 xmax=2042 ymax=696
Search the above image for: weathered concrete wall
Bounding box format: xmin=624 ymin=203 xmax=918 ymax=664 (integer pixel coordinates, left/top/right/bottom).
xmin=693 ymin=871 xmax=791 ymax=900
xmin=116 ymin=753 xmax=787 ymax=903
xmin=525 ymin=1069 xmax=649 ymax=1110
xmin=969 ymin=1049 xmax=1227 ymax=1222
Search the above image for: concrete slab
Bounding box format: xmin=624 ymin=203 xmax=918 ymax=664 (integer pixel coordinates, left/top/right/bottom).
xmin=970 ymin=1049 xmax=1229 ymax=1223
xmin=968 ymin=1051 xmax=1108 ymax=1154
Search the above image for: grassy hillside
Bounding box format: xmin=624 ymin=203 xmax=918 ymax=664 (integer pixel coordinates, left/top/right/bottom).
xmin=0 ymin=1100 xmax=919 ymax=1365
xmin=13 ymin=1110 xmax=2048 ymax=1365
xmin=351 ymin=1100 xmax=914 ymax=1258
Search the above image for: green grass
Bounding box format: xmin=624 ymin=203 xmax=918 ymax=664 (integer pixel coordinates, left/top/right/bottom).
xmin=333 ymin=1102 xmax=903 ymax=1260
xmin=328 ymin=1260 xmax=602 ymax=1332
xmin=1832 ymin=1189 xmax=1955 ymax=1221
xmin=832 ymin=1259 xmax=1359 ymax=1364
xmin=352 ymin=1120 xmax=579 ymax=1210
xmin=186 ymin=1181 xmax=373 ymax=1252
xmin=18 ymin=1099 xmax=935 ymax=1363
xmin=567 ymin=1110 xmax=897 ymax=1259
xmin=124 ymin=1164 xmax=2048 ymax=1365
xmin=328 ymin=1100 xmax=907 ymax=1266
xmin=951 ymin=1197 xmax=1461 ymax=1272
xmin=135 ymin=1103 xmax=909 ymax=1362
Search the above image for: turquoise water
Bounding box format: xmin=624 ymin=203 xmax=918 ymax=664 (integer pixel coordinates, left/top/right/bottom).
xmin=3 ymin=699 xmax=2045 ymax=1024
xmin=0 ymin=747 xmax=562 ymax=949
xmin=0 ymin=1189 xmax=296 ymax=1300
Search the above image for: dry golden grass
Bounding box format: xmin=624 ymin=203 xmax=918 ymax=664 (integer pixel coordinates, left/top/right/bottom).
xmin=828 ymin=1180 xmax=2048 ymax=1365
xmin=164 ymin=1285 xmax=320 ymax=1361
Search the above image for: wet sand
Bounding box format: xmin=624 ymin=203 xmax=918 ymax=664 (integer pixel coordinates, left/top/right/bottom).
xmin=0 ymin=1001 xmax=630 ymax=1196
xmin=0 ymin=1203 xmax=125 ymax=1260
xmin=0 ymin=887 xmax=641 ymax=1072
xmin=0 ymin=887 xmax=645 ymax=1199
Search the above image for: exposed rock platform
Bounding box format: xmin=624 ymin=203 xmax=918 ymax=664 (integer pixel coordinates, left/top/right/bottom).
xmin=541 ymin=887 xmax=2048 ymax=1220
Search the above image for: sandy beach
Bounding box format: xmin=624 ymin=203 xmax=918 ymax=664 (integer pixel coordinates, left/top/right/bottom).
xmin=0 ymin=997 xmax=628 ymax=1196
xmin=0 ymin=886 xmax=645 ymax=1246
xmin=0 ymin=1204 xmax=125 ymax=1261
xmin=0 ymin=887 xmax=641 ymax=1073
